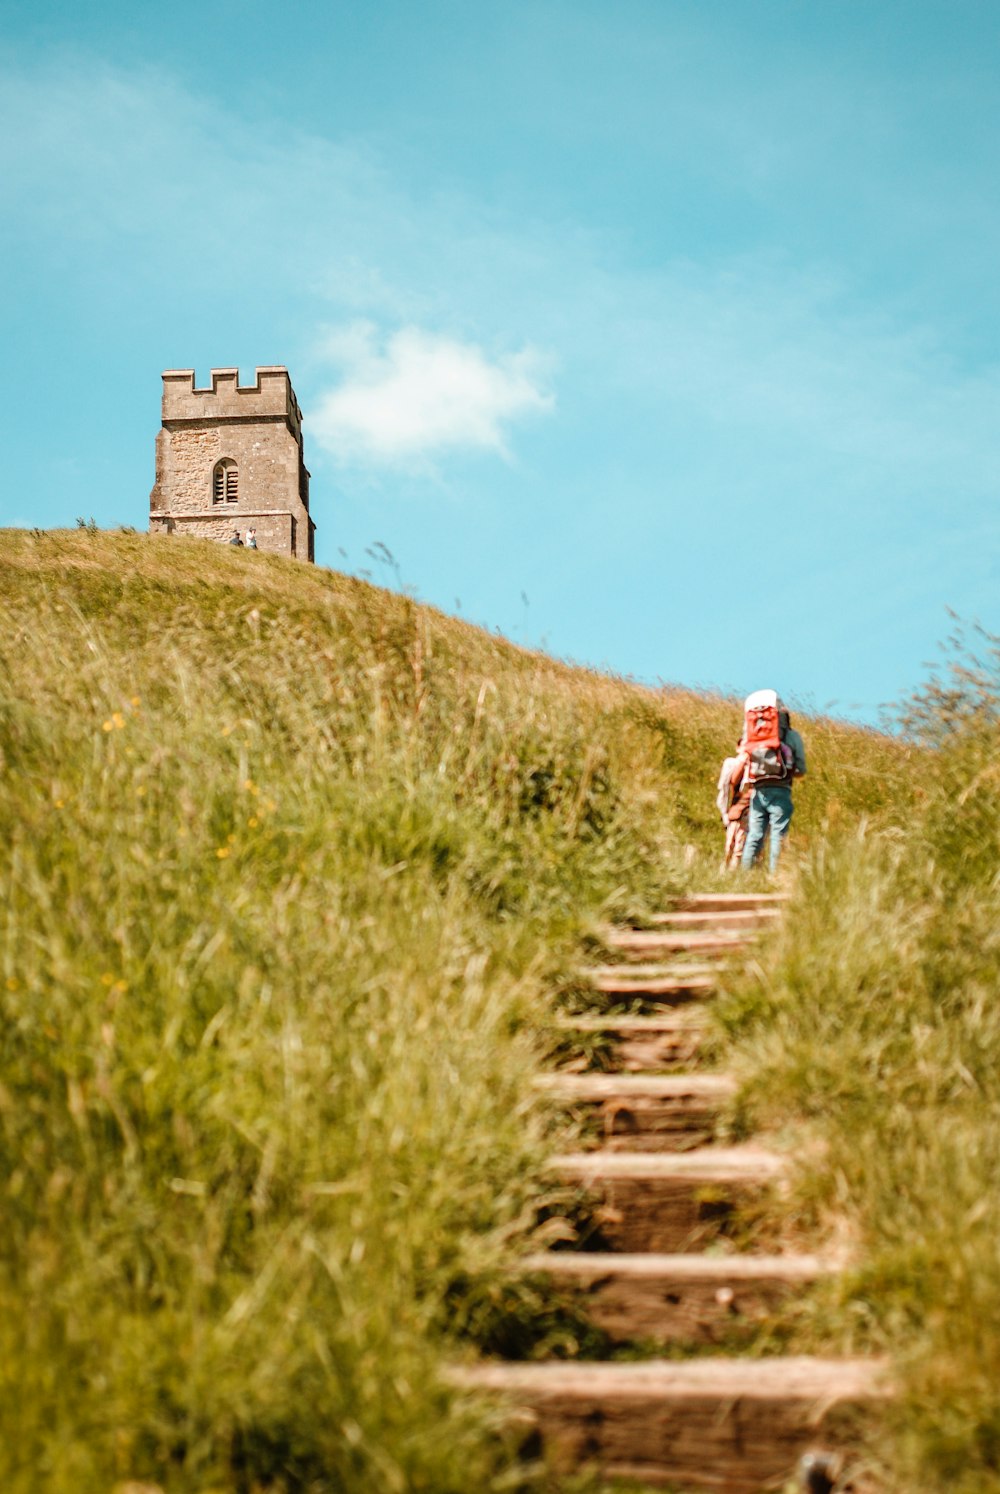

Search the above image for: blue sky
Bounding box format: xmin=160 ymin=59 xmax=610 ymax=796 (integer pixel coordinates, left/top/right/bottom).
xmin=2 ymin=0 xmax=999 ymax=721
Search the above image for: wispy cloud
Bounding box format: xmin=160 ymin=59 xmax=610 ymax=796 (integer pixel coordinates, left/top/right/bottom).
xmin=309 ymin=323 xmax=554 ymax=468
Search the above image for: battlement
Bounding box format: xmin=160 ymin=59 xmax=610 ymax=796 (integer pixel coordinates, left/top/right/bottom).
xmin=161 ymin=366 xmax=303 ymax=438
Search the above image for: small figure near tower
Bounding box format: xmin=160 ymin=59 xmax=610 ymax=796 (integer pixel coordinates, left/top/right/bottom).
xmin=149 ymin=366 xmax=316 ymax=561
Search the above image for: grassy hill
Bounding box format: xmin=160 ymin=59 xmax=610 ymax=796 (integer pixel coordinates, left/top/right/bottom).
xmin=0 ymin=528 xmax=915 ymax=1493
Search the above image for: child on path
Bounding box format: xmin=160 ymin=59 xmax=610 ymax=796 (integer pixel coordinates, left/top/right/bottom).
xmin=716 ymin=745 xmax=752 ymax=870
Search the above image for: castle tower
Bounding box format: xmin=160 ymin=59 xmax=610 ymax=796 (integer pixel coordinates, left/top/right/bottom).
xmin=149 ymin=367 xmax=316 ymax=561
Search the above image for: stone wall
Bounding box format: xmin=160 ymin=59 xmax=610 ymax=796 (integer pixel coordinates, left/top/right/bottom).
xmin=151 ymin=423 xmax=303 ymax=517
xmin=151 ymin=512 xmax=294 ymax=551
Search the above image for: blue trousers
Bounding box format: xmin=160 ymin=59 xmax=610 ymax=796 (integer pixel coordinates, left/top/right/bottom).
xmin=741 ymin=785 xmax=794 ymax=873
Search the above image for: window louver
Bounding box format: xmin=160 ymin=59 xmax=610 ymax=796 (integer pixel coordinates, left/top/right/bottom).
xmin=213 ymin=461 xmax=238 ymax=504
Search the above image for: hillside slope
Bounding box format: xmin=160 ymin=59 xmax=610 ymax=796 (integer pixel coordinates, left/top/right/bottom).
xmin=0 ymin=529 xmax=908 ymax=1494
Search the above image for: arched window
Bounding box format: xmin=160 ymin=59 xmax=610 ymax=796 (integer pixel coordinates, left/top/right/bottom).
xmin=212 ymin=459 xmax=238 ymax=504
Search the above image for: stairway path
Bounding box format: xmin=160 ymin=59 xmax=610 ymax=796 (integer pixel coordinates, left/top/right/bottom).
xmin=452 ymin=890 xmax=887 ymax=1492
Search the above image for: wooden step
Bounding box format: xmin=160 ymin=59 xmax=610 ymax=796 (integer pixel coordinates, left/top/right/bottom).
xmin=581 ymin=966 xmax=717 ymax=1001
xmin=514 ymin=1251 xmax=833 ymax=1344
xmin=535 ymin=1074 xmax=734 ymax=1151
xmin=584 ymin=961 xmax=720 ymax=981
xmin=550 ymin=1147 xmax=787 ymax=1253
xmin=645 ymin=909 xmax=780 ymax=929
xmin=448 ymin=1356 xmax=889 ymax=1494
xmin=554 ymin=1013 xmax=707 ymax=1070
xmin=604 ymin=930 xmax=753 ymax=958
xmin=676 ymin=893 xmax=788 ymax=912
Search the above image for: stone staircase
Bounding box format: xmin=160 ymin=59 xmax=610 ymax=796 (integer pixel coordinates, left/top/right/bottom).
xmin=451 ymin=893 xmax=889 ymax=1492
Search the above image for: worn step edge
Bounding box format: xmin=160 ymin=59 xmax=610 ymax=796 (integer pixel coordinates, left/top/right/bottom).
xmin=550 ymin=1146 xmax=786 ymax=1183
xmin=447 ymin=1354 xmax=890 ymax=1400
xmin=585 ymin=974 xmax=717 ymax=997
xmin=581 ymin=962 xmax=720 ymax=981
xmin=645 ymin=910 xmax=780 ymax=928
xmin=514 ymin=1251 xmax=834 ymax=1283
xmin=676 ymin=893 xmax=789 ymax=910
xmin=535 ymin=1074 xmax=736 ymax=1101
xmin=554 ymin=1014 xmax=709 ymax=1033
xmin=584 ymin=973 xmax=717 ymax=998
xmin=605 ymin=931 xmax=754 ymax=953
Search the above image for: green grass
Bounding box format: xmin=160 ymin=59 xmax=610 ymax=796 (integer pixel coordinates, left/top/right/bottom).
xmin=0 ymin=528 xmax=906 ymax=1493
xmin=717 ymin=625 xmax=1000 ymax=1492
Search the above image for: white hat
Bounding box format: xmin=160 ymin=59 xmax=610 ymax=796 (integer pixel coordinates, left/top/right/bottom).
xmin=744 ymin=688 xmax=780 ymax=711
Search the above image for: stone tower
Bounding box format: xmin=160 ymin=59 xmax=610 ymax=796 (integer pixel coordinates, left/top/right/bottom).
xmin=149 ymin=366 xmax=316 ymax=561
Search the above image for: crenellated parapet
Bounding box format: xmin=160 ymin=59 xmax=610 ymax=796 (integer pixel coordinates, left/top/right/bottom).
xmin=161 ymin=367 xmax=303 ymax=441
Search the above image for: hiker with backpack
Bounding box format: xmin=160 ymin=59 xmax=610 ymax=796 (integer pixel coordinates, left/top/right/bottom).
xmin=737 ymin=689 xmax=807 ymax=874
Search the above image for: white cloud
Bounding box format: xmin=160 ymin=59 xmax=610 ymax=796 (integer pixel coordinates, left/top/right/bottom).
xmin=309 ymin=323 xmax=554 ymax=467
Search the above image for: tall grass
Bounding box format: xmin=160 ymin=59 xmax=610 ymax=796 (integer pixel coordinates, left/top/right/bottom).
xmin=719 ymin=624 xmax=1000 ymax=1492
xmin=0 ymin=529 xmax=904 ymax=1492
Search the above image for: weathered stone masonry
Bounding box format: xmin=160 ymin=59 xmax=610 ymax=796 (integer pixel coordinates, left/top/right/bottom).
xmin=149 ymin=367 xmax=316 ymax=561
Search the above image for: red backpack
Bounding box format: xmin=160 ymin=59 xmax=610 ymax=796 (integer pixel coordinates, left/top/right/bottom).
xmin=742 ymin=690 xmax=793 ymax=786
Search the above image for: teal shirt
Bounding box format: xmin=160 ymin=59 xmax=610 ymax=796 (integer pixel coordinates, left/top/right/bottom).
xmin=784 ymin=727 xmax=807 ymax=778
